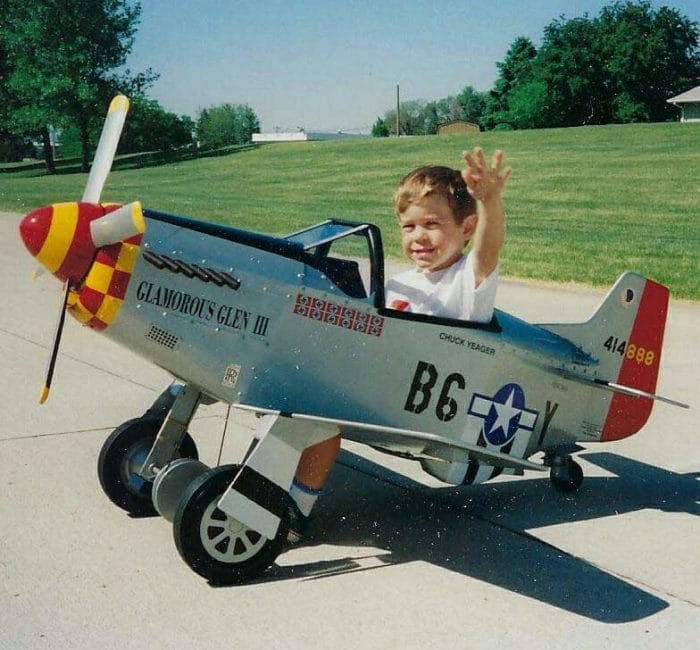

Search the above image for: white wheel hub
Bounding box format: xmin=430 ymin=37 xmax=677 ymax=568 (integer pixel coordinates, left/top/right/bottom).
xmin=199 ymin=501 xmax=266 ymax=563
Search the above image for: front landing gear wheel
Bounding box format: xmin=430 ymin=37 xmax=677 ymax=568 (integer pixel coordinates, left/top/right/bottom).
xmin=174 ymin=465 xmax=290 ymax=585
xmin=549 ymin=457 xmax=584 ymax=494
xmin=97 ymin=417 xmax=198 ymax=516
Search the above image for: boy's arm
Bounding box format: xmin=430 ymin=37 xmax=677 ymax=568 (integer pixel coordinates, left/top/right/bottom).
xmin=462 ymin=148 xmax=511 ymax=286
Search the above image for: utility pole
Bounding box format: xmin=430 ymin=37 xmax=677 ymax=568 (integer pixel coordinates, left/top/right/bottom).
xmin=396 ymin=83 xmax=400 ymax=137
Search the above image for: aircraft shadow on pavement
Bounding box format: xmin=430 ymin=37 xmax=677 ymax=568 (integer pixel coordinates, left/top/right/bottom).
xmin=259 ymin=450 xmax=698 ymax=623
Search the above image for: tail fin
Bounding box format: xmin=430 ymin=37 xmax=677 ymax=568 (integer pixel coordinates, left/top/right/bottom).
xmin=541 ymin=272 xmax=669 ymax=441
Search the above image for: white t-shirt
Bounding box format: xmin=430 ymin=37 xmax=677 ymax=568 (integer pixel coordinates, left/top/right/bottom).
xmin=385 ymin=251 xmax=498 ymax=323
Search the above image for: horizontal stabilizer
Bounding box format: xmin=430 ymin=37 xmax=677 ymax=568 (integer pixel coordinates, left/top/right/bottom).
xmin=557 ymin=371 xmax=689 ymax=409
xmin=600 ymin=381 xmax=688 ymax=409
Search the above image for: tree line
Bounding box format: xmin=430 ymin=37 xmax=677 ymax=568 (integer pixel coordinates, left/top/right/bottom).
xmin=373 ymin=1 xmax=700 ymax=136
xmin=0 ymin=0 xmax=260 ymax=171
xmin=3 ymin=1 xmax=698 ymax=168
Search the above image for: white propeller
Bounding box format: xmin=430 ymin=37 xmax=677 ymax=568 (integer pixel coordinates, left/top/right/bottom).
xmin=90 ymin=201 xmax=145 ymax=247
xmin=39 ymin=95 xmax=131 ymax=404
xmin=82 ymin=95 xmax=130 ymax=203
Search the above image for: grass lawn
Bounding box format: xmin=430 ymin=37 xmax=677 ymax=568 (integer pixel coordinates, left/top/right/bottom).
xmin=1 ymin=121 xmax=698 ymax=299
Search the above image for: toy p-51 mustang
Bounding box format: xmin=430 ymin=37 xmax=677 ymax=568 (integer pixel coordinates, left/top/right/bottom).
xmin=19 ymin=96 xmax=688 ymax=584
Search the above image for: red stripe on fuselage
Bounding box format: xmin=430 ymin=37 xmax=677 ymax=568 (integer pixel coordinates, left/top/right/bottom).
xmin=601 ymin=279 xmax=668 ymax=441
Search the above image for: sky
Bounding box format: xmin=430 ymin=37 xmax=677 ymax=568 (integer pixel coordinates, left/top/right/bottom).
xmin=126 ymin=0 xmax=700 ymax=133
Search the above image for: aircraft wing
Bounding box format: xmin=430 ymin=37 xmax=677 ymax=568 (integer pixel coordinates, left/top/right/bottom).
xmin=233 ymin=404 xmax=546 ymax=473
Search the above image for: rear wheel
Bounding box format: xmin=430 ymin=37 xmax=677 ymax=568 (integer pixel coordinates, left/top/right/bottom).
xmin=174 ymin=465 xmax=290 ymax=584
xmin=97 ymin=417 xmax=198 ymax=516
xmin=550 ymin=457 xmax=584 ymax=494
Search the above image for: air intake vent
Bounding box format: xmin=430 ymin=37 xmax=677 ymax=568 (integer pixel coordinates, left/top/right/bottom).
xmin=146 ymin=324 xmax=179 ymax=349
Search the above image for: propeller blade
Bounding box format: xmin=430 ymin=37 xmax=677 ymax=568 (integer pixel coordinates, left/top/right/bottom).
xmin=90 ymin=201 xmax=145 ymax=247
xmin=81 ymin=95 xmax=130 ymax=204
xmin=39 ymin=282 xmax=71 ymax=404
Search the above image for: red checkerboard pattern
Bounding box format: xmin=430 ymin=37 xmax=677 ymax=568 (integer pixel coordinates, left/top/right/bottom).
xmin=69 ymin=237 xmax=142 ymax=331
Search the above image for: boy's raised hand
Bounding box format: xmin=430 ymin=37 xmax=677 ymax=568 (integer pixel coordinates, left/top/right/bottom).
xmin=461 ymin=147 xmax=511 ymax=203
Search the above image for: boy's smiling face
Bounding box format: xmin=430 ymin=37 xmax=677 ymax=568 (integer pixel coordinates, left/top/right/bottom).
xmin=398 ymin=193 xmax=476 ymax=272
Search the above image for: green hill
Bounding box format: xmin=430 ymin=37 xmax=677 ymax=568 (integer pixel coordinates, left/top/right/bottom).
xmin=1 ymin=122 xmax=698 ymax=299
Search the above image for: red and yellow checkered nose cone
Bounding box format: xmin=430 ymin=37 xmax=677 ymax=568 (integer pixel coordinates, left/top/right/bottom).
xmin=19 ymin=202 xmax=105 ymax=283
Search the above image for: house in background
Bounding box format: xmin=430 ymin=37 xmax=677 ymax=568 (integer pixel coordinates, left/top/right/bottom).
xmin=437 ymin=120 xmax=480 ymax=135
xmin=667 ymin=86 xmax=700 ymax=122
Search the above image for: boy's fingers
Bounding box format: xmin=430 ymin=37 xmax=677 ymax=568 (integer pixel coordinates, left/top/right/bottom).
xmin=496 ymin=167 xmax=512 ymax=186
xmin=464 ymin=148 xmax=510 ymax=186
xmin=462 ymin=151 xmax=476 ymax=167
xmin=492 ymin=149 xmax=504 ymax=170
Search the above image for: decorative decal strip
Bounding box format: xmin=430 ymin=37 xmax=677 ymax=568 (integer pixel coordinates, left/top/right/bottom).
xmin=293 ymin=293 xmax=384 ymax=337
xmin=143 ymin=250 xmax=241 ymax=290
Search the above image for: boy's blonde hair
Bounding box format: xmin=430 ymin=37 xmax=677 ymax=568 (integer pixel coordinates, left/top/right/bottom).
xmin=394 ymin=165 xmax=475 ymax=224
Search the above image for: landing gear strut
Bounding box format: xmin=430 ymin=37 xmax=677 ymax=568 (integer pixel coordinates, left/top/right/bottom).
xmin=97 ymin=417 xmax=198 ymax=515
xmin=97 ymin=383 xmax=200 ymax=515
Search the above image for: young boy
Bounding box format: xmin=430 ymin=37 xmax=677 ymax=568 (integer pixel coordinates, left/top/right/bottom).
xmin=287 ymin=147 xmax=510 ymax=542
xmin=386 ymin=147 xmax=510 ymax=322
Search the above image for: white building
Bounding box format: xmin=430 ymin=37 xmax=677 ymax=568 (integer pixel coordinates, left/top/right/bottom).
xmin=667 ymin=86 xmax=700 ymax=122
xmin=252 ymin=130 xmax=366 ymax=143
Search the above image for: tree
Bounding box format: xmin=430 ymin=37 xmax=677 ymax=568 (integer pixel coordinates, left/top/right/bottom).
xmin=503 ymin=79 xmax=551 ymax=129
xmin=1 ymin=0 xmax=156 ymax=173
xmin=231 ymin=104 xmax=260 ymax=144
xmin=0 ymin=130 xmax=36 ymax=162
xmin=0 ymin=25 xmax=35 ymax=162
xmin=455 ymin=86 xmax=487 ymax=124
xmin=120 ymin=97 xmax=194 ymax=152
xmin=534 ymin=15 xmax=610 ymax=126
xmin=196 ymin=103 xmax=260 ymax=148
xmin=488 ymin=1 xmax=700 ymax=129
xmin=420 ymin=102 xmax=441 ymax=134
xmin=382 ymin=100 xmax=434 ymax=135
xmin=597 ymin=1 xmax=700 ymax=122
xmin=0 ymin=5 xmax=59 ymax=171
xmin=435 ymin=96 xmax=463 ymax=123
xmin=379 ymin=93 xmax=487 ymax=136
xmin=482 ymin=37 xmax=537 ymax=129
xmin=371 ymin=117 xmax=389 ymax=137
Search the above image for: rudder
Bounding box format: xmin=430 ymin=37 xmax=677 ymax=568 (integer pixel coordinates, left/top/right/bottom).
xmin=541 ymin=272 xmax=669 ymax=441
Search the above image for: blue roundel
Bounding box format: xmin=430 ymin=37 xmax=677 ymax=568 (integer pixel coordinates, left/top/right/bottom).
xmin=483 ymin=383 xmax=526 ymax=446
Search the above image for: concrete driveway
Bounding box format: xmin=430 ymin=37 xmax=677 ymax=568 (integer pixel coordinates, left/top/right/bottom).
xmin=1 ymin=211 xmax=697 ymax=649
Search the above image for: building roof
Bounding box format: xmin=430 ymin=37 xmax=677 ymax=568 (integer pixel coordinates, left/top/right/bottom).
xmin=667 ymin=85 xmax=700 ymax=104
xmin=437 ymin=119 xmax=479 ymax=127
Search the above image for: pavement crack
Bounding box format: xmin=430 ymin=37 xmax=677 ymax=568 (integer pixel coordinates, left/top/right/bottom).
xmin=0 ymin=427 xmax=113 ymax=442
xmin=600 ymin=572 xmax=699 ymax=608
xmin=0 ymin=414 xmax=224 ymax=443
xmin=0 ymin=326 xmax=161 ymax=392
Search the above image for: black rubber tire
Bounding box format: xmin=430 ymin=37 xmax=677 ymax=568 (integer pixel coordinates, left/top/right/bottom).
xmin=550 ymin=458 xmax=584 ymax=494
xmin=97 ymin=417 xmax=198 ymax=516
xmin=173 ymin=465 xmax=290 ymax=585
